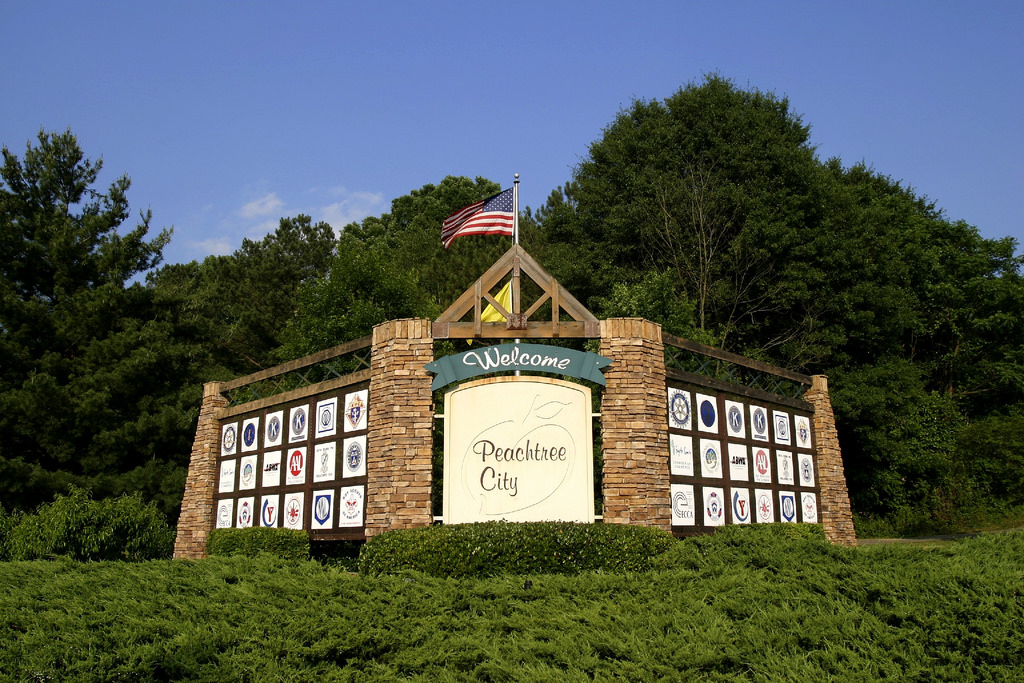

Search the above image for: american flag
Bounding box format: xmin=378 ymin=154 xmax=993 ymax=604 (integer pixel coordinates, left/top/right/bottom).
xmin=441 ymin=188 xmax=514 ymax=249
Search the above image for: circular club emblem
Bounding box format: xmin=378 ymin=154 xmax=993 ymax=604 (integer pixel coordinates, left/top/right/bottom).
xmin=776 ymin=415 xmax=789 ymax=440
xmin=289 ymin=450 xmax=304 ymax=477
xmin=267 ymin=415 xmax=281 ymax=441
xmin=757 ymin=493 xmax=772 ymax=522
xmin=705 ymin=490 xmax=723 ymax=522
xmin=218 ymin=503 xmax=231 ymax=527
xmin=222 ymin=425 xmax=236 ymax=451
xmin=732 ymin=491 xmax=750 ymax=523
xmin=243 ymin=423 xmax=257 ymax=448
xmin=314 ymin=495 xmax=331 ymax=524
xmin=704 ymin=445 xmax=719 ymax=470
xmin=669 ymin=392 xmax=690 ymax=427
xmin=700 ymin=400 xmax=716 ymax=428
xmin=261 ymin=499 xmax=276 ymax=526
xmin=801 ymin=456 xmax=813 ymax=484
xmin=285 ymin=499 xmax=302 ymax=527
xmin=752 ymin=408 xmax=767 ymax=436
xmin=346 ymin=396 xmax=365 ymax=430
xmin=241 ymin=462 xmax=254 ymax=486
xmin=346 ymin=440 xmax=363 ymax=470
xmin=781 ymin=495 xmax=796 ymax=522
xmin=291 ymin=408 xmax=306 ymax=435
xmin=803 ymin=494 xmax=817 ymax=520
xmin=341 ymin=489 xmax=361 ymax=521
xmin=755 ymin=449 xmax=770 ymax=476
xmin=672 ymin=489 xmax=690 ymax=517
xmin=238 ymin=500 xmax=251 ymax=526
xmin=728 ymin=406 xmax=743 ymax=433
xmin=319 ymin=406 xmax=333 ymax=430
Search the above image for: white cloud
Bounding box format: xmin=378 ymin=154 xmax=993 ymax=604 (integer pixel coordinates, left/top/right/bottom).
xmin=187 ymin=237 xmax=235 ymax=257
xmin=316 ymin=189 xmax=385 ymax=229
xmin=239 ymin=192 xmax=284 ymax=219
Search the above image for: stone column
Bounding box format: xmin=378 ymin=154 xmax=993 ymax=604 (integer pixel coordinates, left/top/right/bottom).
xmin=804 ymin=375 xmax=857 ymax=546
xmin=174 ymin=381 xmax=228 ymax=559
xmin=599 ymin=318 xmax=671 ymax=529
xmin=364 ymin=319 xmax=435 ymax=537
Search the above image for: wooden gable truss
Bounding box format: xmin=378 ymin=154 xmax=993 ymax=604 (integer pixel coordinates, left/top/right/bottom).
xmin=432 ymin=245 xmax=599 ymax=339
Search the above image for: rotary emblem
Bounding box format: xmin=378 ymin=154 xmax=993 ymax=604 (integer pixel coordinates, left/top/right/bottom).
xmin=222 ymin=425 xmax=236 ymax=452
xmin=669 ymin=391 xmax=690 ymax=428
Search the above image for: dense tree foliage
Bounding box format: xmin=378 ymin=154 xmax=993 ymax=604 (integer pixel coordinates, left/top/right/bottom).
xmin=0 ymin=130 xmax=191 ymax=517
xmin=532 ymin=76 xmax=1024 ymax=529
xmin=3 ymin=77 xmax=1021 ymax=533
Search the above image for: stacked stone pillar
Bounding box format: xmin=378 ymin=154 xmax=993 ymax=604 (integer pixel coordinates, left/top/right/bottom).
xmin=173 ymin=381 xmax=228 ymax=559
xmin=804 ymin=375 xmax=856 ymax=545
xmin=599 ymin=318 xmax=671 ymax=530
xmin=364 ymin=319 xmax=435 ymax=536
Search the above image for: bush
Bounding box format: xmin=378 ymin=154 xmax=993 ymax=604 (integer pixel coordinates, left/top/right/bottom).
xmin=5 ymin=487 xmax=174 ymax=561
xmin=0 ymin=506 xmax=22 ymax=561
xmin=358 ymin=521 xmax=677 ymax=577
xmin=206 ymin=527 xmax=310 ymax=560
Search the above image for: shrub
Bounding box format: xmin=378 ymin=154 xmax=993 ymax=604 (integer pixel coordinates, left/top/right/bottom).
xmin=5 ymin=487 xmax=175 ymax=561
xmin=358 ymin=521 xmax=677 ymax=577
xmin=0 ymin=506 xmax=22 ymax=561
xmin=206 ymin=527 xmax=310 ymax=560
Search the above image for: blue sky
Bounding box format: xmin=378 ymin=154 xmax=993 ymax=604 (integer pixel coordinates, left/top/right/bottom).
xmin=3 ymin=1 xmax=1021 ymax=266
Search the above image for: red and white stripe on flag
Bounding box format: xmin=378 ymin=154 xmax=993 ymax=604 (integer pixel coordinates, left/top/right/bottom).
xmin=441 ymin=188 xmax=514 ymax=249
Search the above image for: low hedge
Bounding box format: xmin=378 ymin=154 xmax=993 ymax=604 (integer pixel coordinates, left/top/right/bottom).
xmin=206 ymin=527 xmax=310 ymax=560
xmin=3 ymin=488 xmax=174 ymax=562
xmin=358 ymin=521 xmax=677 ymax=577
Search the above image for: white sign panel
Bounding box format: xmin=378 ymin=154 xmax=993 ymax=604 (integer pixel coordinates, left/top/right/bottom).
xmin=313 ymin=442 xmax=336 ymax=483
xmin=315 ymin=397 xmax=338 ymax=439
xmin=443 ymin=377 xmax=594 ymax=524
xmin=669 ymin=433 xmax=694 ymax=476
xmin=343 ymin=435 xmax=367 ymax=478
xmin=671 ymin=484 xmax=696 ymax=526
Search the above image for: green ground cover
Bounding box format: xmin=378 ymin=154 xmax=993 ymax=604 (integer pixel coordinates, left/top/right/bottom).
xmin=1 ymin=526 xmax=1021 ymax=681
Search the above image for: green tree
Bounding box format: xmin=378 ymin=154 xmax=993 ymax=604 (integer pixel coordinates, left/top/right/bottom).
xmin=0 ymin=130 xmax=193 ymax=518
xmin=148 ymin=215 xmax=336 ymax=374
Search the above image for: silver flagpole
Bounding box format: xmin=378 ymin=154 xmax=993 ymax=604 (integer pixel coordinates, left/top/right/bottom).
xmin=513 ymin=173 xmax=520 ymax=246
xmin=513 ymin=174 xmax=521 ymax=371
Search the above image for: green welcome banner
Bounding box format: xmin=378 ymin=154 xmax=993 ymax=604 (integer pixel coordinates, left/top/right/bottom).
xmin=425 ymin=343 xmax=612 ymax=390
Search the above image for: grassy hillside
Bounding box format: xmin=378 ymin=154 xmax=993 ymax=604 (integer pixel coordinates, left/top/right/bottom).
xmin=1 ymin=526 xmax=1021 ymax=681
